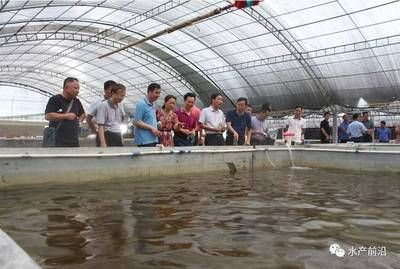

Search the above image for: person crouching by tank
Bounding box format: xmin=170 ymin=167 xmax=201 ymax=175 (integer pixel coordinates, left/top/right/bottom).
xmin=376 ymin=120 xmax=391 ymax=143
xmin=156 ymin=95 xmax=179 ymax=147
xmin=174 ymin=93 xmax=198 ymax=146
xmin=250 ymin=103 xmax=274 ymax=145
xmin=347 ymin=113 xmax=367 ymax=143
xmin=96 ymin=83 xmax=126 ymax=147
xmin=199 ymin=93 xmax=226 ymax=146
xmin=226 ymin=97 xmax=252 ymax=146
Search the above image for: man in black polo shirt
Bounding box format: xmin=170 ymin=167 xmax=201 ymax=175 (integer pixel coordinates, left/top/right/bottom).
xmin=45 ymin=77 xmax=85 ymax=147
xmin=226 ymin=97 xmax=252 ymax=145
xmin=320 ymin=111 xmax=331 ymax=143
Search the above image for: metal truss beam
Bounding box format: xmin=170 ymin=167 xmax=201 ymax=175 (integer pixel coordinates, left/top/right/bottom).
xmin=201 ymin=34 xmax=400 ymax=75
xmin=243 ymin=7 xmax=335 ymax=107
xmin=0 ymin=81 xmax=53 ymax=97
xmin=0 ymin=28 xmax=195 ymax=96
xmin=0 ymin=65 xmax=100 ymax=98
xmin=0 ymin=31 xmax=195 ymax=97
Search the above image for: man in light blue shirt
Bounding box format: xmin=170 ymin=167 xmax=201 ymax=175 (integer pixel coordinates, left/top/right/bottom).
xmin=347 ymin=113 xmax=367 ymax=143
xmin=133 ymin=83 xmax=161 ymax=147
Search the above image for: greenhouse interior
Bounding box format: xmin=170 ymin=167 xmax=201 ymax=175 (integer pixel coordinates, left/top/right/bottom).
xmin=0 ymin=1 xmax=400 ymax=268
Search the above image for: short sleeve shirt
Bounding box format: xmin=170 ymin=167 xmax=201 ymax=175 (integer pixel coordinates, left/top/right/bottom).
xmin=320 ymin=119 xmax=331 ymax=140
xmin=45 ymin=94 xmax=85 ymax=146
xmin=199 ymin=106 xmax=225 ymax=134
xmin=87 ymin=96 xmax=106 ymax=116
xmin=96 ymin=100 xmax=125 ymax=133
xmin=285 ymin=116 xmax=306 ymax=143
xmin=133 ymin=98 xmax=158 ymax=145
xmin=225 ymin=109 xmax=252 ymax=137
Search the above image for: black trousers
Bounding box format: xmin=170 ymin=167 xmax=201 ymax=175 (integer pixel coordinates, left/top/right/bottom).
xmin=205 ymin=134 xmax=224 ymax=146
xmin=363 ymin=134 xmax=372 ymax=142
xmin=225 ymin=135 xmax=245 ymax=145
xmin=174 ymin=135 xmax=194 ymax=146
xmin=104 ymin=131 xmax=123 ymax=147
xmin=138 ymin=142 xmax=158 ymax=147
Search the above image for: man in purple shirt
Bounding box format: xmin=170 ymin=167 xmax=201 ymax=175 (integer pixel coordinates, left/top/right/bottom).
xmin=174 ymin=93 xmax=199 ymax=146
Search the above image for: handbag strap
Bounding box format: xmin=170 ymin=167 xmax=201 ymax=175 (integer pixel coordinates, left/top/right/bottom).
xmin=55 ymin=98 xmax=75 ymax=130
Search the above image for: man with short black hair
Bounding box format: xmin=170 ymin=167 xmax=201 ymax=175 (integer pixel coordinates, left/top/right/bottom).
xmin=97 ymin=83 xmax=126 ymax=147
xmin=347 ymin=113 xmax=367 ymax=143
xmin=86 ymin=80 xmax=117 ymax=146
xmin=133 ymin=83 xmax=161 ymax=147
xmin=250 ymin=103 xmax=273 ymax=145
xmin=362 ymin=111 xmax=374 ymax=142
xmin=320 ymin=111 xmax=331 ymax=143
xmin=45 ymin=77 xmax=85 ymax=147
xmin=199 ymin=93 xmax=225 ymax=146
xmin=285 ymin=105 xmax=306 ymax=144
xmin=174 ymin=92 xmax=199 ymax=146
xmin=226 ymin=97 xmax=252 ymax=145
xmin=377 ymin=120 xmax=391 ymax=143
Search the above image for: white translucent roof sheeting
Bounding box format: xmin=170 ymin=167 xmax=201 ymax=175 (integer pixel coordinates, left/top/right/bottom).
xmin=1 ymin=0 xmax=400 ymax=117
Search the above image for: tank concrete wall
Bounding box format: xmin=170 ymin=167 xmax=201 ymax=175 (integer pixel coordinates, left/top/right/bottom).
xmin=0 ymin=144 xmax=399 ymax=188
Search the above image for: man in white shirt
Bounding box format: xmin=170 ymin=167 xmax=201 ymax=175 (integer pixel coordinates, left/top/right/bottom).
xmin=285 ymin=105 xmax=306 ymax=144
xmin=86 ymin=80 xmax=117 ymax=146
xmin=199 ymin=93 xmax=226 ymax=146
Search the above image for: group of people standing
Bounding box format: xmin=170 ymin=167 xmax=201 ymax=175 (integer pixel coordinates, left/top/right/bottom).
xmin=133 ymin=83 xmax=273 ymax=147
xmin=321 ymin=111 xmax=396 ymax=143
xmin=44 ymin=78 xmax=274 ymax=148
xmin=44 ymin=77 xmax=399 ymax=148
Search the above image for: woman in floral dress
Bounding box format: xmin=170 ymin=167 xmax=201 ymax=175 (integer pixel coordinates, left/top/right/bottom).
xmin=156 ymin=95 xmax=179 ymax=147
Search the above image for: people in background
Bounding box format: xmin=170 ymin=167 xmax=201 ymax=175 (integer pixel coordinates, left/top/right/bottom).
xmin=226 ymin=97 xmax=252 ymax=145
xmin=133 ymin=83 xmax=161 ymax=147
xmin=246 ymin=104 xmax=253 ymax=114
xmin=174 ymin=93 xmax=198 ymax=146
xmin=362 ymin=111 xmax=374 ymax=142
xmin=86 ymin=80 xmax=117 ymax=146
xmin=45 ymin=77 xmax=85 ymax=147
xmin=338 ymin=113 xmax=350 ymax=143
xmin=376 ymin=120 xmax=391 ymax=143
xmin=285 ymin=105 xmax=306 ymax=144
xmin=97 ymin=83 xmax=126 ymax=147
xmin=347 ymin=113 xmax=367 ymax=143
xmin=199 ymin=93 xmax=226 ymax=146
xmin=250 ymin=103 xmax=273 ymax=145
xmin=396 ymin=123 xmax=400 ymax=144
xmin=320 ymin=111 xmax=331 ymax=144
xmin=156 ymin=95 xmax=179 ymax=147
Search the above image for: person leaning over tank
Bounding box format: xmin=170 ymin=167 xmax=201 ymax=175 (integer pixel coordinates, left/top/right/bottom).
xmin=86 ymin=80 xmax=117 ymax=146
xmin=96 ymin=83 xmax=126 ymax=147
xmin=250 ymin=103 xmax=274 ymax=145
xmin=225 ymin=97 xmax=252 ymax=146
xmin=133 ymin=83 xmax=161 ymax=147
xmin=45 ymin=77 xmax=85 ymax=147
xmin=199 ymin=93 xmax=226 ymax=146
xmin=284 ymin=105 xmax=306 ymax=145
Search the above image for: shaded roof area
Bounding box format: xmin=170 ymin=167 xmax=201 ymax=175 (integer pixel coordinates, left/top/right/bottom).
xmin=1 ymin=0 xmax=400 ymax=112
